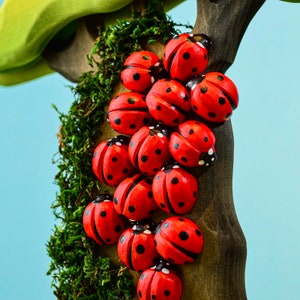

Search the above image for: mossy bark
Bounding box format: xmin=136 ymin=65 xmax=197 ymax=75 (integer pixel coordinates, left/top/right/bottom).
xmin=44 ymin=0 xmax=265 ymax=299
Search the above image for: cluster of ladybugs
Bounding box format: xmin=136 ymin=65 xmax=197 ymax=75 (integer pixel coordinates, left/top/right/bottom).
xmin=83 ymin=33 xmax=239 ymax=299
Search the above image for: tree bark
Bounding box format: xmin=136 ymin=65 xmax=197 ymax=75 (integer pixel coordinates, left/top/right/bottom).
xmin=43 ymin=0 xmax=265 ymax=299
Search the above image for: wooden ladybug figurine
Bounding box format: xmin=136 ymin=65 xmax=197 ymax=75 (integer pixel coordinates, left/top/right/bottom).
xmin=82 ymin=194 xmax=127 ymax=245
xmin=108 ymin=92 xmax=152 ymax=135
xmin=154 ymin=216 xmax=204 ymax=265
xmin=137 ymin=260 xmax=183 ymax=300
xmin=152 ymin=162 xmax=198 ymax=214
xmin=92 ymin=135 xmax=135 ymax=186
xmin=120 ymin=50 xmax=165 ymax=93
xmin=117 ymin=223 xmax=160 ymax=272
xmin=163 ymin=33 xmax=211 ymax=83
xmin=188 ymin=71 xmax=239 ymax=123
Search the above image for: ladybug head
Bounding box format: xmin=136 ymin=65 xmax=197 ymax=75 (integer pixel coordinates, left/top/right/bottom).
xmin=107 ymin=135 xmax=130 ymax=146
xmin=186 ymin=75 xmax=205 ymax=91
xmin=148 ymin=124 xmax=170 ymax=137
xmin=93 ymin=194 xmax=113 ymax=203
xmin=132 ymin=221 xmax=157 ymax=234
xmin=154 ymin=260 xmax=176 ymax=272
xmin=190 ymin=33 xmax=212 ymax=50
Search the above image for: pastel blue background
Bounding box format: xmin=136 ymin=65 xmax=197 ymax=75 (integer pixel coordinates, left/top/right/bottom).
xmin=0 ymin=1 xmax=299 ymax=299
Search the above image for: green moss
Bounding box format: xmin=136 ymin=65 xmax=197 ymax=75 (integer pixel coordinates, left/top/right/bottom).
xmin=47 ymin=1 xmax=191 ymax=299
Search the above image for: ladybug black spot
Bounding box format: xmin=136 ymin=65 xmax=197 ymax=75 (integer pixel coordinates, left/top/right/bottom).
xmin=129 ymin=124 xmax=136 ymax=129
xmin=179 ymin=231 xmax=189 ymax=241
xmin=138 ymin=291 xmax=143 ymax=298
xmin=155 ymin=148 xmax=162 ymax=155
xmin=133 ymin=73 xmax=140 ymax=81
xmin=192 ymin=104 xmax=198 ymax=111
xmin=208 ymin=112 xmax=216 ymax=118
xmin=164 ymin=290 xmax=171 ymax=296
xmin=142 ymin=55 xmax=150 ymax=60
xmin=115 ymin=224 xmax=122 ymax=232
xmin=151 ymin=295 xmax=157 ymax=299
xmin=189 ymin=129 xmax=194 ymax=134
xmin=160 ymin=203 xmax=166 ymax=208
xmin=178 ymin=217 xmax=185 ymax=222
xmin=148 ymin=191 xmax=153 ymax=198
xmin=183 ymin=94 xmax=189 ymax=101
xmin=112 ymin=156 xmax=118 ymax=162
xmin=183 ymin=52 xmax=191 ymax=60
xmin=166 ymin=87 xmax=172 ymax=93
xmin=100 ymin=211 xmax=106 ymax=217
xmin=195 ymin=229 xmax=202 ymax=236
xmin=181 ymin=156 xmax=188 ymax=163
xmin=128 ymin=206 xmax=135 ymax=212
xmin=173 ymin=118 xmax=180 ymax=124
xmin=123 ymin=168 xmax=129 ymax=174
xmin=204 ymin=54 xmax=207 ymax=60
xmin=174 ymin=143 xmax=179 ymax=149
xmin=218 ymin=97 xmax=226 ymax=105
xmin=114 ymin=118 xmax=121 ymax=125
xmin=200 ymin=86 xmax=208 ymax=93
xmin=136 ymin=244 xmax=145 ymax=254
xmin=143 ymin=117 xmax=151 ymax=125
xmin=156 ymin=105 xmax=161 ymax=110
xmin=127 ymin=97 xmax=135 ymax=104
xmin=107 ymin=174 xmax=113 ymax=180
xmin=114 ymin=197 xmax=118 ymax=204
xmin=106 ymin=238 xmax=111 ymax=243
xmin=193 ymin=191 xmax=197 ymax=197
xmin=203 ymin=136 xmax=209 ymax=142
xmin=141 ymin=155 xmax=148 ymax=162
xmin=217 ymin=75 xmax=224 ymax=81
xmin=149 ymin=209 xmax=156 ymax=215
xmin=192 ymin=67 xmax=198 ymax=73
xmin=171 ymin=177 xmax=179 ymax=184
xmin=178 ymin=202 xmax=184 ymax=207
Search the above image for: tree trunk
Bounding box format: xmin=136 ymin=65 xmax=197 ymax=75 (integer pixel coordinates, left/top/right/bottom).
xmin=43 ymin=0 xmax=265 ymax=299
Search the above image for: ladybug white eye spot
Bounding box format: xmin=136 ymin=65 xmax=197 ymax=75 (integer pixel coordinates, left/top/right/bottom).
xmin=198 ymin=160 xmax=205 ymax=166
xmin=151 ymin=76 xmax=155 ymax=83
xmin=132 ymin=225 xmax=138 ymax=231
xmin=157 ymin=132 xmax=164 ymax=138
xmin=115 ymin=141 xmax=122 ymax=146
xmin=162 ymin=268 xmax=170 ymax=274
xmin=211 ymin=157 xmax=215 ymax=162
xmin=208 ymin=148 xmax=214 ymax=155
xmin=173 ymin=164 xmax=180 ymax=169
xmin=144 ymin=229 xmax=152 ymax=234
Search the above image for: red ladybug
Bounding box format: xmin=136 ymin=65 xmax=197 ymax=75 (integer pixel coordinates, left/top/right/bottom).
xmin=82 ymin=194 xmax=127 ymax=245
xmin=163 ymin=33 xmax=211 ymax=83
xmin=188 ymin=72 xmax=239 ymax=123
xmin=108 ymin=92 xmax=152 ymax=135
xmin=118 ymin=224 xmax=160 ymax=272
xmin=152 ymin=162 xmax=198 ymax=214
xmin=146 ymin=79 xmax=190 ymax=126
xmin=128 ymin=125 xmax=171 ymax=176
xmin=121 ymin=51 xmax=164 ymax=93
xmin=92 ymin=135 xmax=135 ymax=186
xmin=154 ymin=217 xmax=204 ymax=264
xmin=113 ymin=174 xmax=158 ymax=221
xmin=137 ymin=261 xmax=183 ymax=300
xmin=169 ymin=120 xmax=217 ymax=167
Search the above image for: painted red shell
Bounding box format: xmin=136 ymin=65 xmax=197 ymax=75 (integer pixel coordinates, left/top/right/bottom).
xmin=154 ymin=217 xmax=204 ymax=264
xmin=92 ymin=135 xmax=135 ymax=186
xmin=113 ymin=174 xmax=158 ymax=221
xmin=121 ymin=51 xmax=162 ymax=93
xmin=152 ymin=163 xmax=198 ymax=214
xmin=137 ymin=263 xmax=183 ymax=300
xmin=163 ymin=33 xmax=210 ymax=83
xmin=82 ymin=194 xmax=127 ymax=245
xmin=128 ymin=125 xmax=171 ymax=176
xmin=169 ymin=120 xmax=216 ymax=167
xmin=145 ymin=79 xmax=190 ymax=126
xmin=189 ymin=72 xmax=239 ymax=122
xmin=118 ymin=224 xmax=160 ymax=272
xmin=108 ymin=92 xmax=152 ymax=135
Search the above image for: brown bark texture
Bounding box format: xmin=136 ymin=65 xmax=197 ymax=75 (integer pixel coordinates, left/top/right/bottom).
xmin=43 ymin=0 xmax=265 ymax=299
